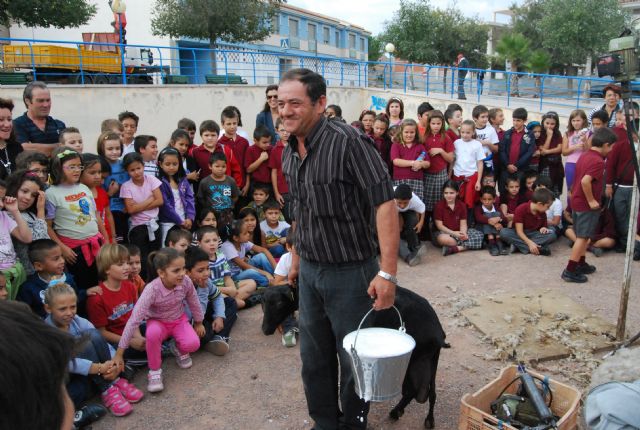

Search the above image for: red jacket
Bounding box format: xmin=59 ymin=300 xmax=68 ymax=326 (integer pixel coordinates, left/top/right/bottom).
xmin=192 ymin=144 xmax=244 ymax=187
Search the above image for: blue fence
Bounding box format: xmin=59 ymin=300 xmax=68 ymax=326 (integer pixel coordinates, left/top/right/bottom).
xmin=0 ymin=36 xmax=632 ymax=112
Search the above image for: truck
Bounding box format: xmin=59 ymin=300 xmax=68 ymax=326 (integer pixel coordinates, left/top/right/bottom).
xmin=2 ymin=33 xmax=160 ymax=84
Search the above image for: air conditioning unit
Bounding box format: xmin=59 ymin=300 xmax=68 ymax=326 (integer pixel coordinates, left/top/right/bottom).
xmin=290 ymin=37 xmax=300 ymax=49
xmin=349 ymin=49 xmax=357 ymax=59
xmin=308 ymin=40 xmax=317 ymax=52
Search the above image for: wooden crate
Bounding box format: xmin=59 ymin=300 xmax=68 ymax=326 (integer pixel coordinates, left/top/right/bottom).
xmin=459 ymin=366 xmax=580 ymax=430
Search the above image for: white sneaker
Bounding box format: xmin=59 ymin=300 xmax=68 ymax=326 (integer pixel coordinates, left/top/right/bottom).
xmin=282 ymin=328 xmax=299 ymax=347
xmin=147 ymin=369 xmax=164 ymax=393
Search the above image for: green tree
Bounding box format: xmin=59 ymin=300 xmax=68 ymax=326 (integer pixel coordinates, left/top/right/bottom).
xmin=0 ymin=0 xmax=96 ymax=28
xmin=495 ymin=32 xmax=530 ymax=96
xmin=539 ymin=0 xmax=628 ymax=72
xmin=152 ymin=0 xmax=282 ymax=70
xmin=525 ymin=50 xmax=551 ymax=97
xmin=368 ymin=35 xmax=384 ymax=61
xmin=510 ymin=0 xmax=544 ymax=52
xmin=381 ymin=0 xmax=487 ymax=90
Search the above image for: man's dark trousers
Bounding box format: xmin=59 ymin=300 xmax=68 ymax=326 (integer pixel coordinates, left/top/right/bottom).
xmin=299 ymin=257 xmax=379 ymax=430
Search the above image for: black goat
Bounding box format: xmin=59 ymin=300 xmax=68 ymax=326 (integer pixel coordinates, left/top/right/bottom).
xmin=261 ymin=285 xmax=449 ymax=429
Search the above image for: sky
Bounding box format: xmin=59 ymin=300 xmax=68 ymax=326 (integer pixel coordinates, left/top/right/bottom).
xmin=287 ymin=0 xmax=519 ymax=35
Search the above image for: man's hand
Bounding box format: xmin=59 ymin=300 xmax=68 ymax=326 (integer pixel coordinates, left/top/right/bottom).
xmin=539 ymin=227 xmax=550 ymax=234
xmin=414 ymin=220 xmax=424 ymax=233
xmin=588 ymin=200 xmax=600 ymax=210
xmin=507 ymin=164 xmax=518 ymax=174
xmin=367 ymin=275 xmax=396 ymax=311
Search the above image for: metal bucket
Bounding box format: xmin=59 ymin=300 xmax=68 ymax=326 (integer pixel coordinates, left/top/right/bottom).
xmin=342 ymin=306 xmax=416 ymax=402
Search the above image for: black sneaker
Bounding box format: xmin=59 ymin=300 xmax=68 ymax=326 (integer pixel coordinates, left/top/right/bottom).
xmin=634 ymin=242 xmax=640 ymax=261
xmin=489 ymin=244 xmax=500 ymax=256
xmin=405 ymin=249 xmax=421 ymax=266
xmin=577 ymin=263 xmax=596 ymax=275
xmin=121 ymin=363 xmax=137 ymax=382
xmin=590 ymin=246 xmax=604 ymax=257
xmin=561 ymin=269 xmax=588 ymax=283
xmin=498 ymin=241 xmax=509 ymax=255
xmin=244 ymin=292 xmax=264 ymax=309
xmin=74 ymin=404 xmax=107 ymax=429
xmin=539 ymin=246 xmax=551 ymax=256
xmin=441 ymin=246 xmax=454 ymax=256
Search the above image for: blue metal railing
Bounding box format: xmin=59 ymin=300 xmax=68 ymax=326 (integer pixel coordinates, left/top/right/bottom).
xmin=0 ymin=36 xmax=633 ymax=111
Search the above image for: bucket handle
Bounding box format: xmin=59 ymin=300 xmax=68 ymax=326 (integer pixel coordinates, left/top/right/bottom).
xmin=349 ymin=305 xmax=405 ymax=401
xmin=352 ymin=305 xmax=406 ymax=349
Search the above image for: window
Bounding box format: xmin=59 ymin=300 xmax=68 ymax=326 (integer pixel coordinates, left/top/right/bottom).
xmin=323 ymin=27 xmax=330 ymax=44
xmin=335 ymin=30 xmax=340 ymax=48
xmin=308 ymin=23 xmax=316 ymax=41
xmin=360 ymin=37 xmax=365 ymax=52
xmin=348 ymin=33 xmax=356 ymax=50
xmin=272 ymin=16 xmax=280 ymax=34
xmin=289 ymin=18 xmax=299 ymax=38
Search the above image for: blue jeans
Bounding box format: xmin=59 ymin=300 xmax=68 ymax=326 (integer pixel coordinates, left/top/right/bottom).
xmin=67 ymin=329 xmax=114 ymax=407
xmin=299 ymin=256 xmax=378 ymax=430
xmin=233 ymin=253 xmax=274 ymax=288
xmin=269 ymin=244 xmax=286 ymax=258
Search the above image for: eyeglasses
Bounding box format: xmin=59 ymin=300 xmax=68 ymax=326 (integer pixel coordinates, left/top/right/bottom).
xmin=63 ymin=165 xmax=84 ymax=172
xmin=28 ymin=168 xmax=48 ymax=175
xmin=267 ymin=95 xmax=278 ymax=100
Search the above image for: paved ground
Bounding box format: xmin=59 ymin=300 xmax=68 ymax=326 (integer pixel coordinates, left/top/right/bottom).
xmin=95 ymin=238 xmax=640 ymax=430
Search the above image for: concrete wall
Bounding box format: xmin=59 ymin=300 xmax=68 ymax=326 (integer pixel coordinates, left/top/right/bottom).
xmin=0 ymin=84 xmax=563 ymax=154
xmin=0 ymin=85 xmax=368 ymax=153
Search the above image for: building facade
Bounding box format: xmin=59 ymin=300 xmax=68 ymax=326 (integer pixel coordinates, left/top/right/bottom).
xmin=4 ymin=3 xmax=369 ymax=85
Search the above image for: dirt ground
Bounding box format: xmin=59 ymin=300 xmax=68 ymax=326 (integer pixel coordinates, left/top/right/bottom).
xmin=96 ymin=239 xmax=640 ymax=430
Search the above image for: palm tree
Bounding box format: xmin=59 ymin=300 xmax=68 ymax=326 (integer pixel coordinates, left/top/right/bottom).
xmin=525 ymin=50 xmax=551 ymax=98
xmin=495 ymin=32 xmax=530 ymax=97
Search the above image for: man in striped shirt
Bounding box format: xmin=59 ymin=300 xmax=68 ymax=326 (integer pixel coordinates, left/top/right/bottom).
xmin=280 ymin=69 xmax=399 ymax=430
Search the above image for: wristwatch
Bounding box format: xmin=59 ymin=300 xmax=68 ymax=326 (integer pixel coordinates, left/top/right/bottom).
xmin=377 ymin=270 xmax=398 ymax=285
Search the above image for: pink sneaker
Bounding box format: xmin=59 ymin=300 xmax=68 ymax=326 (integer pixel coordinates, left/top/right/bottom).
xmin=147 ymin=369 xmax=164 ymax=393
xmin=114 ymin=378 xmax=144 ymax=403
xmin=169 ymin=341 xmax=193 ymax=369
xmin=101 ymin=385 xmax=132 ymax=417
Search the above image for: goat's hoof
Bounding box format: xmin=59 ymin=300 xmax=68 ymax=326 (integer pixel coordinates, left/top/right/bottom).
xmin=389 ymin=408 xmax=404 ymax=421
xmin=424 ymin=417 xmax=435 ymax=429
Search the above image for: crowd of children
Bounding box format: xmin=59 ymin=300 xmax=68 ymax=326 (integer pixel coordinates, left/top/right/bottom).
xmin=361 ymin=97 xmax=639 ymax=272
xmin=1 ymin=88 xmax=639 ymax=428
xmin=0 ymin=102 xmax=300 ymax=428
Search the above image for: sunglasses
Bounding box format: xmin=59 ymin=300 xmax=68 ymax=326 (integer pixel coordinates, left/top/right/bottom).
xmin=267 ymin=95 xmax=278 ymax=100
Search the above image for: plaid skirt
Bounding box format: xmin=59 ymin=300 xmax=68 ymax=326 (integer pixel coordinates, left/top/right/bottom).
xmin=435 ymin=228 xmax=484 ymax=250
xmin=394 ymin=179 xmax=424 ymax=200
xmin=423 ymin=169 xmax=449 ymax=212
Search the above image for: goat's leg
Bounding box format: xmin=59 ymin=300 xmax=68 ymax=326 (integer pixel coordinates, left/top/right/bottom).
xmin=389 ymin=394 xmax=413 ymax=420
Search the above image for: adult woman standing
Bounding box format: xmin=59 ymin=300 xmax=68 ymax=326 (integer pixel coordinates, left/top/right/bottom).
xmin=0 ymin=98 xmax=23 ymax=180
xmin=588 ymin=84 xmax=622 ymax=127
xmin=256 ymin=85 xmax=280 ymax=145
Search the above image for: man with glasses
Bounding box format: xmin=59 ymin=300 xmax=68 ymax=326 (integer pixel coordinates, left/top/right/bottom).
xmin=13 ymin=82 xmax=66 ymax=157
xmin=280 ymin=68 xmax=399 ymax=430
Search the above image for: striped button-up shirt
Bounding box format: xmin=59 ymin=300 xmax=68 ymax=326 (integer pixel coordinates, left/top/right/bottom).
xmin=283 ymin=116 xmax=394 ymax=264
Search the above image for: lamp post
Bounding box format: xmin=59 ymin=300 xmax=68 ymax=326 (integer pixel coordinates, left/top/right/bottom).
xmin=110 ymin=0 xmax=127 ymax=84
xmin=385 ymin=42 xmax=395 ymax=89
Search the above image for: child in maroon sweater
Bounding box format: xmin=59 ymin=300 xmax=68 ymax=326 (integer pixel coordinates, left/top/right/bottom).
xmin=500 ymin=176 xmax=524 ymax=228
xmin=562 ymin=128 xmax=617 ymax=283
xmin=500 ymin=188 xmax=555 ymax=255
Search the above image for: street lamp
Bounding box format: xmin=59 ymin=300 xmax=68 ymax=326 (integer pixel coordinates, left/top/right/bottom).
xmin=385 ymin=43 xmax=395 ymax=89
